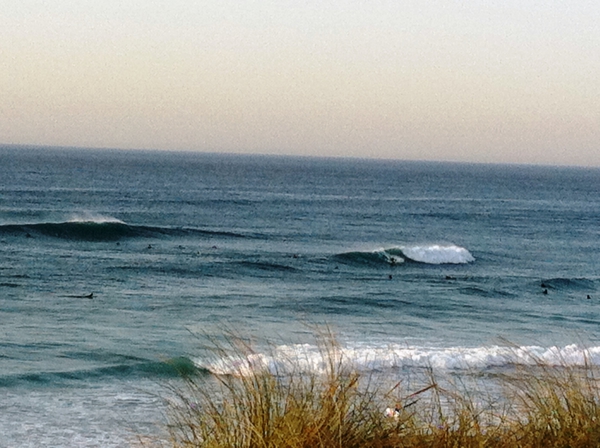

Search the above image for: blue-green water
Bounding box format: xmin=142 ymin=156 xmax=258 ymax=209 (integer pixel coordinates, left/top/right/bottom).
xmin=1 ymin=146 xmax=600 ymax=446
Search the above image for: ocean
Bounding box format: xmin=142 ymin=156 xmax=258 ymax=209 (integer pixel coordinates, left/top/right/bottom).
xmin=1 ymin=145 xmax=599 ymax=446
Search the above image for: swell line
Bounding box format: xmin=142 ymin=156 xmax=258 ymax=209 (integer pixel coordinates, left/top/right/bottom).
xmin=0 ymin=221 xmax=249 ymax=242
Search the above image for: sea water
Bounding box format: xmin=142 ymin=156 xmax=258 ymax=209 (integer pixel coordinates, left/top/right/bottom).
xmin=1 ymin=146 xmax=599 ymax=446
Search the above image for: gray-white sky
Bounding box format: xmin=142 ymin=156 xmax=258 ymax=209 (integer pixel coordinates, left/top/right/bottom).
xmin=1 ymin=1 xmax=599 ymax=166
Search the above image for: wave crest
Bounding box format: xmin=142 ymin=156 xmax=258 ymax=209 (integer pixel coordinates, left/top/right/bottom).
xmin=401 ymin=244 xmax=475 ymax=264
xmin=0 ymin=220 xmax=249 ymax=242
xmin=196 ymin=343 xmax=600 ymax=377
xmin=67 ymin=213 xmax=125 ymax=224
xmin=336 ymin=244 xmax=474 ymax=266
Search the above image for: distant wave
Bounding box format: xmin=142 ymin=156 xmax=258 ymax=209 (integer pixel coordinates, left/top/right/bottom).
xmin=196 ymin=343 xmax=600 ymax=377
xmin=540 ymin=277 xmax=597 ymax=291
xmin=0 ymin=220 xmax=248 ymax=242
xmin=336 ymin=244 xmax=474 ymax=266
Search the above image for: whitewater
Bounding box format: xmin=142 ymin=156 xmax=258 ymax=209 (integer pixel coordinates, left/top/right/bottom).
xmin=1 ymin=146 xmax=600 ymax=446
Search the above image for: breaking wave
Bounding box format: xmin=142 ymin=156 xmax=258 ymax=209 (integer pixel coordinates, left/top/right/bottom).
xmin=196 ymin=343 xmax=600 ymax=377
xmin=0 ymin=219 xmax=248 ymax=242
xmin=66 ymin=213 xmax=126 ymax=224
xmin=336 ymin=244 xmax=474 ymax=266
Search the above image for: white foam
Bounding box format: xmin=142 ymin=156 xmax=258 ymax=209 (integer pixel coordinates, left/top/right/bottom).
xmin=196 ymin=343 xmax=600 ymax=377
xmin=67 ymin=213 xmax=125 ymax=224
xmin=0 ymin=382 xmax=164 ymax=448
xmin=399 ymin=244 xmax=474 ymax=264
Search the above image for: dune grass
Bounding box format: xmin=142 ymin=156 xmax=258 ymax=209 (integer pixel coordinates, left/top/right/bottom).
xmin=161 ymin=331 xmax=600 ymax=448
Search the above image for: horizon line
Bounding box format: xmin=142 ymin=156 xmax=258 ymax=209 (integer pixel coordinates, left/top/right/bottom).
xmin=1 ymin=142 xmax=597 ymax=170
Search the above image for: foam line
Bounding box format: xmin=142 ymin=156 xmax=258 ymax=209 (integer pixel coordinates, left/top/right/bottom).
xmin=196 ymin=343 xmax=600 ymax=376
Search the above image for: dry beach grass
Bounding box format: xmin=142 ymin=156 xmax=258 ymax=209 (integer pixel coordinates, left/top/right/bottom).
xmin=159 ymin=330 xmax=600 ymax=448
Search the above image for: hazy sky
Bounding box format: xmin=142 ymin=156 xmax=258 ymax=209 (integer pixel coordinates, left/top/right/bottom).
xmin=2 ymin=1 xmax=599 ymax=166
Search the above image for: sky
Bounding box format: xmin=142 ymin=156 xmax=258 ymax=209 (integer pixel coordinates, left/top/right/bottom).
xmin=1 ymin=1 xmax=599 ymax=166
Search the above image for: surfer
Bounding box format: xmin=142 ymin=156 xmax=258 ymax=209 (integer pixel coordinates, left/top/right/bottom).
xmin=543 ymin=289 xmax=548 ymax=295
xmin=390 ymin=257 xmax=397 ymax=266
